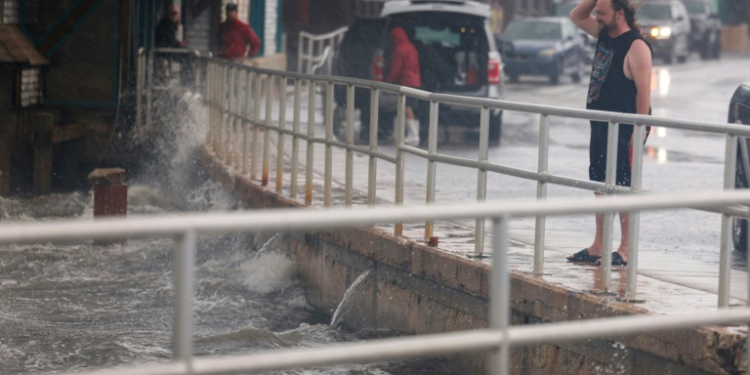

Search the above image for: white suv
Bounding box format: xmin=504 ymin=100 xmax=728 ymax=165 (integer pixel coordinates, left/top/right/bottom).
xmin=329 ymin=0 xmax=504 ymax=143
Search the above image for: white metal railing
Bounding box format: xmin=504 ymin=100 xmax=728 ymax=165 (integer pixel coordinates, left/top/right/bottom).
xmin=136 ymin=47 xmax=204 ymax=135
xmin=19 ymin=190 xmax=750 ymax=375
xmin=188 ymin=56 xmax=750 ymax=306
xmin=297 ymin=27 xmax=347 ymax=75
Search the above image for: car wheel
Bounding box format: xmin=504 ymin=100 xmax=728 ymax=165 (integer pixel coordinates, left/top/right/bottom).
xmin=571 ymin=60 xmax=583 ymax=83
xmin=733 ymin=217 xmax=748 ymax=252
xmin=549 ymin=61 xmax=561 ymax=85
xmin=712 ymin=35 xmax=722 ymax=59
xmin=699 ymin=36 xmax=712 ymax=60
xmin=489 ymin=111 xmax=502 ymax=144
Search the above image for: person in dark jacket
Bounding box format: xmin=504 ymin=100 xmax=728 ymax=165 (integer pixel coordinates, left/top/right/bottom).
xmin=154 ymin=5 xmax=191 ymax=84
xmin=385 ymin=27 xmax=421 ymax=146
xmin=155 ymin=5 xmax=187 ymax=49
xmin=218 ymin=3 xmax=261 ymax=61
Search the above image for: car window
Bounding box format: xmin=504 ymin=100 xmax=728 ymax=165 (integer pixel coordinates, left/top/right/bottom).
xmin=674 ymin=3 xmax=688 ymax=19
xmin=638 ymin=4 xmax=672 ymax=20
xmin=552 ymin=2 xmax=578 ymax=17
xmin=683 ymin=0 xmax=705 ymax=15
xmin=708 ymin=0 xmax=718 ymax=14
xmin=503 ymin=21 xmax=561 ymax=40
xmin=414 ymin=26 xmax=461 ymax=47
xmin=564 ymin=21 xmax=578 ymax=39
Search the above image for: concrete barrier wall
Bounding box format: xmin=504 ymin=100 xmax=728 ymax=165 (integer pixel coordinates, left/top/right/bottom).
xmin=199 ymin=145 xmax=745 ymax=375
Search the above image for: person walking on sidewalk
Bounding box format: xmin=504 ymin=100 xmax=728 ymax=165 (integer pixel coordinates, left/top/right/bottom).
xmin=566 ymin=0 xmax=652 ymax=267
xmin=218 ymin=3 xmax=261 ymax=62
xmin=384 ymin=26 xmax=421 ymax=146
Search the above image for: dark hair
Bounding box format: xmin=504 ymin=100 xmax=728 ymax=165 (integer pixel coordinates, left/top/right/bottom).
xmin=611 ymin=0 xmax=640 ymax=34
xmin=226 ymin=3 xmax=238 ymax=12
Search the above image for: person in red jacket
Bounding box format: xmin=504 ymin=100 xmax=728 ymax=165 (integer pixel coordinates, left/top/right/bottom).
xmin=385 ymin=27 xmax=421 ymax=146
xmin=218 ymin=3 xmax=261 ymax=61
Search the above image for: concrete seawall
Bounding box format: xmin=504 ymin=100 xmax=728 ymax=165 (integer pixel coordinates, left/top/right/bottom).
xmin=199 ymin=144 xmax=746 ymax=375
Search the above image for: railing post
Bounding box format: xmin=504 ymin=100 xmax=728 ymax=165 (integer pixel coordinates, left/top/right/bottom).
xmin=368 ymin=88 xmax=380 ymax=207
xmin=305 ymin=81 xmax=316 ymax=206
xmin=242 ymin=71 xmax=252 ymax=175
xmin=425 ymin=100 xmax=439 ymax=241
xmin=600 ymin=120 xmax=619 ymax=292
xmin=229 ymin=67 xmax=238 ymax=167
xmin=173 ymin=230 xmax=196 ymax=369
xmin=217 ymin=63 xmax=227 ymax=161
xmin=225 ymin=66 xmax=234 ymax=166
xmin=626 ymin=123 xmax=646 ymax=300
xmin=276 ymin=76 xmax=287 ymax=193
xmin=345 ymin=84 xmax=355 ymax=207
xmin=262 ymin=74 xmax=274 ymax=186
xmin=298 ymin=33 xmax=304 ymax=73
xmin=211 ymin=63 xmax=219 ymax=153
xmin=251 ymin=74 xmax=263 ymax=180
xmin=324 ymin=81 xmax=334 ymax=207
xmin=719 ymin=133 xmax=738 ymax=307
xmin=395 ymin=93 xmax=406 ymax=236
xmin=206 ymin=62 xmax=213 ymax=150
xmin=291 ymin=79 xmax=301 ymax=199
xmin=534 ymin=114 xmax=550 ymax=275
xmin=489 ymin=217 xmax=510 ymax=375
xmin=474 ymin=106 xmax=490 ymax=256
xmin=146 ymin=50 xmax=154 ymax=132
xmin=136 ymin=48 xmax=144 ymax=134
xmin=234 ymin=68 xmax=243 ymax=168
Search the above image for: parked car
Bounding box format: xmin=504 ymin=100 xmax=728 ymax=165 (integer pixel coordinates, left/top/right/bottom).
xmin=638 ymin=0 xmax=692 ymax=64
xmin=731 ymin=82 xmax=750 ymax=252
xmin=329 ymin=0 xmax=504 ymax=143
xmin=498 ymin=17 xmax=586 ymax=84
xmin=549 ymin=0 xmax=597 ymax=64
xmin=681 ymin=0 xmax=722 ymax=59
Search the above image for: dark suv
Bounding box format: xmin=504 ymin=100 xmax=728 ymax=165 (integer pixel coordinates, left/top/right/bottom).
xmin=731 ymin=82 xmax=750 ymax=252
xmin=638 ymin=0 xmax=692 ymax=64
xmin=682 ymin=0 xmax=722 ymax=59
xmin=329 ymin=0 xmax=504 ymax=143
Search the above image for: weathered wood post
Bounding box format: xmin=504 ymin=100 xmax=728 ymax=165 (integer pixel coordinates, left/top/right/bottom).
xmin=33 ymin=112 xmax=54 ymax=195
xmin=88 ymin=168 xmax=128 ymax=246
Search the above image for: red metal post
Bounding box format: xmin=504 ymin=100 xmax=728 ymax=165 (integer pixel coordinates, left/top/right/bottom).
xmin=88 ymin=168 xmax=128 ymax=245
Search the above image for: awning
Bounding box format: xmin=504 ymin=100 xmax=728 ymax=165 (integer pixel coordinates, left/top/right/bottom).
xmin=0 ymin=25 xmax=49 ymax=65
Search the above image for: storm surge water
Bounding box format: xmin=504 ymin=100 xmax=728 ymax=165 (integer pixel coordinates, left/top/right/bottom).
xmin=0 ymin=91 xmax=450 ymax=375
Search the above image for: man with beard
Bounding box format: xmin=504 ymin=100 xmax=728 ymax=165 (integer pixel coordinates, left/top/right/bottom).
xmin=566 ymin=0 xmax=652 ymax=267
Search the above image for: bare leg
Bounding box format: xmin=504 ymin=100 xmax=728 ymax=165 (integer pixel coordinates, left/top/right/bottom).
xmin=617 ymin=211 xmax=629 ymax=262
xmin=586 ymin=192 xmax=605 ymax=256
xmin=405 ymin=106 xmax=415 ymax=120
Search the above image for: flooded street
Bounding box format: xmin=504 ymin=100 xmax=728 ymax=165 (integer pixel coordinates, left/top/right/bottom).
xmin=0 ymin=88 xmax=447 ymax=375
xmin=0 ymin=183 xmax=448 ymax=375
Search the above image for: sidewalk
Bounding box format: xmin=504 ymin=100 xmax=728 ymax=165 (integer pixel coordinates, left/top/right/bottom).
xmin=218 ymin=91 xmax=749 ymax=317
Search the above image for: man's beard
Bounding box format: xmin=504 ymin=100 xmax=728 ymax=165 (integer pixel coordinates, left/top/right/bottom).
xmin=598 ymin=19 xmax=616 ymax=33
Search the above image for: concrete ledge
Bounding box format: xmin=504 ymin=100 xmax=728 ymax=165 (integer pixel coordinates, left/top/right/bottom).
xmin=198 ymin=144 xmax=747 ymax=375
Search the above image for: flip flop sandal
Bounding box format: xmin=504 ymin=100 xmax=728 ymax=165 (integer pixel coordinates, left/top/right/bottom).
xmin=566 ymin=248 xmax=601 ymax=263
xmin=595 ymin=252 xmax=628 ymax=266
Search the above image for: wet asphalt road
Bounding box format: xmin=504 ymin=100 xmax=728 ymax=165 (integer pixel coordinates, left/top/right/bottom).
xmin=386 ymin=53 xmax=750 ymax=271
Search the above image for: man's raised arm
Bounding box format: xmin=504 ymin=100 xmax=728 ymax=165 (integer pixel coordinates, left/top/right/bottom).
xmin=570 ymin=0 xmax=600 ymax=37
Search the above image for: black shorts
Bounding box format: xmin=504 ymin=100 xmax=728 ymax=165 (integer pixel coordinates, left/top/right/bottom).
xmin=588 ymin=121 xmax=650 ymax=187
xmin=405 ymin=96 xmax=418 ymax=109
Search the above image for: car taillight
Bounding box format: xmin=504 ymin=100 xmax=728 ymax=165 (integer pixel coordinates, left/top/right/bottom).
xmin=372 ymin=53 xmax=384 ymax=82
xmin=488 ymin=56 xmax=501 ymax=85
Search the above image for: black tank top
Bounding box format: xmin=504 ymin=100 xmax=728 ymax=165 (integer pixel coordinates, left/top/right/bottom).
xmin=586 ymin=29 xmax=648 ymax=114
